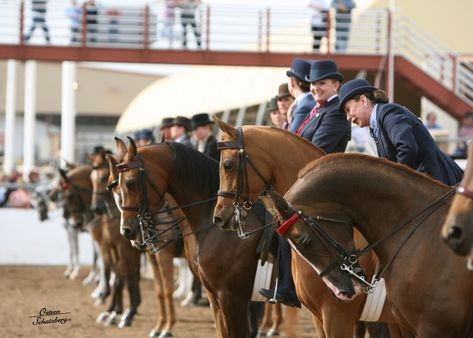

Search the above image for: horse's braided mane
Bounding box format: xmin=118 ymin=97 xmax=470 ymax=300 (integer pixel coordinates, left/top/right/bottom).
xmin=166 ymin=141 xmax=220 ymax=195
xmin=298 ymin=152 xmax=447 ymax=187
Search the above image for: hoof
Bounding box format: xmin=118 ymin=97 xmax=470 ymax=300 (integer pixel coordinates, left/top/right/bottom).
xmin=158 ymin=331 xmax=173 ymax=338
xmin=118 ymin=319 xmax=131 ymax=328
xmin=149 ymin=329 xmax=161 ymax=337
xmin=63 ymin=267 xmax=72 ymax=279
xmin=69 ymin=267 xmax=80 ymax=280
xmin=267 ymin=329 xmax=280 ymax=337
xmin=94 ymin=298 xmax=105 ymax=307
xmin=257 ymin=331 xmax=267 ymax=337
xmin=104 ymin=312 xmax=118 ymax=327
xmin=96 ymin=311 xmax=109 ymax=323
xmin=82 ymin=272 xmax=97 ymax=285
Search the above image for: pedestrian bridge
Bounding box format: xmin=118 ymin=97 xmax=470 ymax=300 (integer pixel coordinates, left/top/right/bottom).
xmin=0 ymin=1 xmax=472 ymax=119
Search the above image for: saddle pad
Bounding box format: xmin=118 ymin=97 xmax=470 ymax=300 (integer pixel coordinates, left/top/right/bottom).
xmin=359 ymin=277 xmax=387 ymax=322
xmin=251 ymin=259 xmax=273 ymax=302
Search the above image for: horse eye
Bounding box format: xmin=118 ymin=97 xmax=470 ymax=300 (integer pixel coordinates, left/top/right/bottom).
xmin=223 ymin=159 xmax=234 ymax=171
xmin=126 ymin=179 xmax=137 ymax=188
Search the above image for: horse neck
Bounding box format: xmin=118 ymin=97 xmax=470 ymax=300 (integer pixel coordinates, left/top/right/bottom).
xmin=294 ymin=157 xmax=450 ymax=263
xmin=246 ymin=128 xmax=323 ymax=194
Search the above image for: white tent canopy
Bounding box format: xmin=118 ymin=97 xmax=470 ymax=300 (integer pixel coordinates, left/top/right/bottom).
xmin=115 ymin=65 xmax=287 ymax=133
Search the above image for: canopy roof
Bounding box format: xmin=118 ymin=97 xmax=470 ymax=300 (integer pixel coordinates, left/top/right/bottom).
xmin=115 ymin=65 xmax=287 ymax=132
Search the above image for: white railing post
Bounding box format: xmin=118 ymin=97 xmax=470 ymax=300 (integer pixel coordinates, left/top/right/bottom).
xmin=4 ymin=60 xmax=17 ymax=176
xmin=23 ymin=60 xmax=37 ymax=182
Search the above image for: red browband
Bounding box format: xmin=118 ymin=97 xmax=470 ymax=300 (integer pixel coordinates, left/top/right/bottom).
xmin=276 ymin=212 xmax=300 ymax=236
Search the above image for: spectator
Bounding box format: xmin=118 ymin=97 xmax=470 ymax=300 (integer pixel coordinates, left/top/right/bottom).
xmin=309 ymin=0 xmax=330 ymax=52
xmin=276 ymin=83 xmax=294 ymax=130
xmin=340 ymin=78 xmax=463 ymax=185
xmin=453 ymin=112 xmax=473 ymax=159
xmin=106 ymin=7 xmax=121 ymax=43
xmin=133 ymin=129 xmax=155 ymax=147
xmin=65 ymin=0 xmax=82 ymax=44
xmin=162 ymin=0 xmax=177 ymax=47
xmin=190 ymin=113 xmax=219 ymax=161
xmin=332 ymin=0 xmax=355 ymax=52
xmin=159 ymin=117 xmax=174 ymax=141
xmin=170 ymin=116 xmax=193 ymax=146
xmin=424 ymin=112 xmax=443 ymax=130
xmin=286 ymin=58 xmax=315 ymax=132
xmin=179 ymin=0 xmax=201 ymax=49
xmin=83 ymin=0 xmax=98 ymax=43
xmin=24 ymin=0 xmax=51 ymax=44
xmin=267 ymin=96 xmax=286 ymax=128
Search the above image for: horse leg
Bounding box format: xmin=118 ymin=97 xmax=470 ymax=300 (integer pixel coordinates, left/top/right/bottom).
xmin=83 ymin=236 xmax=98 ymax=285
xmin=258 ymin=303 xmax=273 ymax=336
xmin=310 ymin=314 xmax=326 ymax=338
xmin=267 ymin=303 xmax=282 ymax=337
xmin=118 ymin=249 xmax=141 ymax=328
xmin=281 ymin=306 xmax=299 ymax=338
xmin=206 ymin=291 xmax=226 ymax=338
xmin=157 ymin=250 xmax=177 ymax=338
xmin=354 ymin=321 xmax=366 ymax=338
xmin=63 ymin=221 xmax=74 ymax=278
xmin=180 ymin=266 xmax=195 ymax=307
xmin=103 ymin=275 xmax=124 ymax=326
xmin=248 ymin=302 xmax=263 ymax=338
xmin=148 ymin=253 xmax=165 ymax=337
xmin=68 ymin=226 xmax=80 ymax=280
xmin=365 ymin=322 xmax=391 ymax=338
xmin=173 ymin=257 xmax=188 ymax=299
xmin=219 ymin=293 xmax=250 ymax=338
xmin=324 ymin=316 xmax=357 ymax=338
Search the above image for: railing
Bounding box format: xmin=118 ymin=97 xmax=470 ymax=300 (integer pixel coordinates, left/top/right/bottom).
xmin=1 ymin=1 xmax=472 ymax=108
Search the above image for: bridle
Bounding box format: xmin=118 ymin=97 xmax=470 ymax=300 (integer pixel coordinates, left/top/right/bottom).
xmin=116 ymin=154 xmax=217 ymax=253
xmin=277 ymin=187 xmax=456 ymax=293
xmin=217 ymin=127 xmax=274 ymax=239
xmin=91 ymin=164 xmax=121 ymax=219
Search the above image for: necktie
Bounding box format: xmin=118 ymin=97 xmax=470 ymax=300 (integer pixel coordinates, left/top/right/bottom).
xmin=296 ymin=103 xmax=322 ymax=136
xmin=369 ymin=128 xmax=379 ymax=144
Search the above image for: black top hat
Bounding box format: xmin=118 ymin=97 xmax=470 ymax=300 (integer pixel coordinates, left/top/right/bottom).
xmin=191 ymin=113 xmax=213 ymax=130
xmin=286 ymin=58 xmax=311 ymax=82
xmin=267 ymin=96 xmax=278 ymax=113
xmin=276 ymin=83 xmax=292 ymax=99
xmin=305 ymin=59 xmax=344 ymax=83
xmin=91 ymin=145 xmax=105 ymax=155
xmin=338 ymin=78 xmax=376 ymax=114
xmin=172 ymin=116 xmax=191 ymax=132
xmin=160 ymin=117 xmax=174 ymax=129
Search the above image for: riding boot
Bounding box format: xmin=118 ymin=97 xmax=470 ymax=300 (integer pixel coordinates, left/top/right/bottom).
xmin=259 ymin=237 xmax=301 ymax=308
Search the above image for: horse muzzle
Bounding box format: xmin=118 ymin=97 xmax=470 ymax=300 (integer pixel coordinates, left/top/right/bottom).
xmin=213 ymin=205 xmax=237 ymax=231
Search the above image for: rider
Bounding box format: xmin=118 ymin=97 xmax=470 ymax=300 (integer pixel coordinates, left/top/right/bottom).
xmin=339 ymin=78 xmax=463 ymax=185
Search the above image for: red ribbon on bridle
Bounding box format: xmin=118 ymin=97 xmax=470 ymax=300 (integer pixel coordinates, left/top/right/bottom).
xmin=276 ymin=212 xmax=300 ymax=236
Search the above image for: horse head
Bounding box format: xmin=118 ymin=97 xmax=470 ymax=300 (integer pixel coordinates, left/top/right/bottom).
xmin=442 ymin=144 xmax=473 ymax=269
xmin=213 ymin=117 xmax=273 ymax=235
xmin=90 ymin=148 xmax=117 ymax=218
xmin=263 ymin=189 xmax=361 ymax=301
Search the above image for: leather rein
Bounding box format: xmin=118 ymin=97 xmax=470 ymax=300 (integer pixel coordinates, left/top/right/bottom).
xmin=277 ymin=187 xmax=456 ymax=292
xmin=217 ymin=127 xmax=274 ymax=239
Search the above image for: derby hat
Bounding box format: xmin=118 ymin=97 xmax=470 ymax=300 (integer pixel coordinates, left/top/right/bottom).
xmin=172 ymin=116 xmax=191 ymax=131
xmin=286 ymin=58 xmax=311 ymax=82
xmin=305 ymin=59 xmax=344 ymax=83
xmin=267 ymin=96 xmax=278 ymax=113
xmin=338 ymin=78 xmax=376 ymax=114
xmin=134 ymin=128 xmax=154 ymax=141
xmin=160 ymin=117 xmax=174 ymax=129
xmin=276 ymin=83 xmax=292 ymax=99
xmin=191 ymin=113 xmax=213 ymax=130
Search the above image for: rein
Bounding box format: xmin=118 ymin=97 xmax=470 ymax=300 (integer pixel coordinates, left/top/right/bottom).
xmin=277 ymin=187 xmax=456 ymax=292
xmin=217 ymin=127 xmax=274 ymax=239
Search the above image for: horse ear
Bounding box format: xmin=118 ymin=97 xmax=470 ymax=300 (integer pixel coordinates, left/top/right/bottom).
xmin=105 ymin=154 xmax=118 ymax=179
xmin=64 ymin=160 xmax=75 ymax=170
xmin=264 ymin=191 xmax=293 ymax=220
xmin=213 ymin=115 xmax=238 ymax=138
xmin=115 ymin=137 xmax=127 ymax=158
xmin=58 ymin=168 xmax=68 ymax=182
xmin=126 ymin=136 xmax=138 ymax=156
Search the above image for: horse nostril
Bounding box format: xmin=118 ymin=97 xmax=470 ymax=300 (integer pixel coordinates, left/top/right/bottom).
xmin=448 ymin=225 xmax=464 ymax=242
xmin=122 ymin=228 xmax=136 ymax=240
xmin=213 ymin=216 xmax=224 ymax=226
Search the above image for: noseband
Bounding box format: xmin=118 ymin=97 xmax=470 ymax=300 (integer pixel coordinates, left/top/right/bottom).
xmin=277 ymin=187 xmax=456 ymax=293
xmin=217 ymin=127 xmax=273 ymax=239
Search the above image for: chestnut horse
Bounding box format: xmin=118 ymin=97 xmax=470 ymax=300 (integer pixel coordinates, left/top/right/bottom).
xmin=115 ymin=137 xmax=278 ymax=338
xmin=106 ymin=154 xmax=179 ymax=338
xmin=89 ymin=151 xmax=141 ymax=327
xmin=58 ymin=163 xmax=141 ymax=327
xmin=266 ymin=153 xmax=473 ymax=338
xmin=442 ymin=143 xmax=473 ymax=269
xmin=212 ymin=120 xmax=402 ymax=338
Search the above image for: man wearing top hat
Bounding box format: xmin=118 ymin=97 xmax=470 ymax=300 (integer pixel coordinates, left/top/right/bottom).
xmin=276 ymin=83 xmax=294 ymax=130
xmin=286 ymin=58 xmax=316 ymax=133
xmin=191 ymin=113 xmax=219 ymax=161
xmin=170 ymin=116 xmax=193 ymax=147
xmin=160 ymin=117 xmax=174 ymax=141
xmin=298 ymin=59 xmax=351 ymax=153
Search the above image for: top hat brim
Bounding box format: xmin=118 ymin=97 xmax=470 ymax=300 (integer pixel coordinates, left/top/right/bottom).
xmin=160 ymin=122 xmax=174 ymax=129
xmin=338 ymin=85 xmax=376 ymax=114
xmin=286 ymin=70 xmax=306 ymax=82
xmin=305 ymin=72 xmax=344 ymax=84
xmin=191 ymin=120 xmax=213 ymax=130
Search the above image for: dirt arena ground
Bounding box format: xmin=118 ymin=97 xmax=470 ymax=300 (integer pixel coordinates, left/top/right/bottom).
xmin=0 ymin=266 xmax=316 ymax=338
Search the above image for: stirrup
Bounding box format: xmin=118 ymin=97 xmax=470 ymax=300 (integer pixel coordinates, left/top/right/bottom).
xmin=269 ymin=279 xmax=278 ymax=304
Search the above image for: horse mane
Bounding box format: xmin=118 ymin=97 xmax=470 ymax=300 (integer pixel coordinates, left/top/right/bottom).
xmin=299 ymin=153 xmax=447 ymax=188
xmin=243 ymin=125 xmax=326 ymax=156
xmin=166 ymin=142 xmax=220 ymax=196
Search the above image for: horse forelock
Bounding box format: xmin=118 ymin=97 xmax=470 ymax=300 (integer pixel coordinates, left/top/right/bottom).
xmin=298 ymin=153 xmax=448 ymax=189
